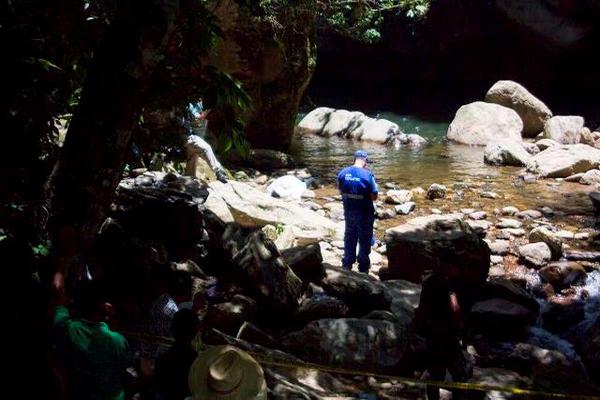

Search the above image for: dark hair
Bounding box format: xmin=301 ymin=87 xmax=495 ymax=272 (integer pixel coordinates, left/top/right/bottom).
xmin=75 ymin=280 xmax=106 ymax=317
xmin=171 ymin=308 xmax=198 ymax=342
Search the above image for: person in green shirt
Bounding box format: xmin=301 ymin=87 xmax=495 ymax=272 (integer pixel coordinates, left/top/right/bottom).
xmin=53 ymin=279 xmax=131 ymax=400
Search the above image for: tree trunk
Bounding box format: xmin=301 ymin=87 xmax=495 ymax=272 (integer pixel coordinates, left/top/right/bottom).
xmin=47 ymin=0 xmax=183 ymax=278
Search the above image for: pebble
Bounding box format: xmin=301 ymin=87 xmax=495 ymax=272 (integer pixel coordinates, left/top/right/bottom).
xmin=541 ymin=206 xmax=554 ymax=216
xmin=503 ymin=228 xmax=527 ymax=237
xmin=501 ymin=206 xmax=519 ymax=216
xmin=480 ymin=191 xmax=500 ymax=199
xmin=496 ymin=219 xmax=523 ymax=229
xmin=574 ymin=232 xmax=590 ymax=240
xmin=395 ymin=202 xmax=416 ymax=215
xmin=431 ymin=208 xmax=442 ymax=214
xmin=469 ymin=211 xmax=487 ymax=220
xmin=517 ymin=209 xmax=543 ymax=219
xmin=487 ymin=240 xmax=511 ymax=255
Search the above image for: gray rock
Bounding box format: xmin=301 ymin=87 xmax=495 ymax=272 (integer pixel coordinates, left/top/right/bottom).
xmin=321 ymin=109 xmax=366 ymax=137
xmin=522 ymin=142 xmax=540 ymax=155
xmin=385 ymin=189 xmax=413 ymax=204
xmin=503 ymin=228 xmax=527 ymax=237
xmin=496 ymin=218 xmax=523 ymax=229
xmin=535 ymin=138 xmax=560 ymax=151
xmin=501 ymin=206 xmax=520 ymax=216
xmin=295 ymin=295 xmax=349 ymax=325
xmin=376 ymin=208 xmax=396 ymax=220
xmin=488 ymin=240 xmax=511 ymax=255
xmin=490 ymin=255 xmax=504 ymax=265
xmin=564 ymin=172 xmax=584 ymax=182
xmin=484 ymin=140 xmax=532 ymax=166
xmin=517 ymin=209 xmax=543 ymax=219
xmin=528 ymin=227 xmax=562 ymax=260
xmin=281 ymin=243 xmax=325 ymax=283
xmin=526 ymin=144 xmax=600 ymax=178
xmin=296 ymin=107 xmax=334 ymax=135
xmin=282 ymin=318 xmax=409 ymax=373
xmin=383 ymin=214 xmax=490 ymax=284
xmin=564 ymin=250 xmax=600 ymax=262
xmin=543 ymin=116 xmax=584 ymax=144
xmin=480 ymin=191 xmax=500 ymax=199
xmin=518 ymin=242 xmax=552 ymax=268
xmin=469 ymin=211 xmax=488 ymax=220
xmin=485 ymin=80 xmax=552 ymax=137
xmin=426 ymin=183 xmax=447 ymax=200
xmin=580 ymin=169 xmax=600 ymax=185
xmin=447 ymin=101 xmax=523 ymax=145
xmin=394 ymin=202 xmax=416 ymax=215
xmin=466 ymin=220 xmax=493 ymax=236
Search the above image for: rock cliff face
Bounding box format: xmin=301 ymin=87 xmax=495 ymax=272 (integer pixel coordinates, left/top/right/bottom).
xmin=308 ymin=0 xmax=600 ymax=126
xmin=205 ymin=1 xmax=317 ymax=151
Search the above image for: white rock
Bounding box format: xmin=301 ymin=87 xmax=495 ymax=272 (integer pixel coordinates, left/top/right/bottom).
xmin=296 ymin=107 xmax=334 ymax=135
xmin=266 ymin=175 xmax=307 ymax=200
xmin=543 ymin=115 xmax=584 ymax=144
xmin=526 ymin=144 xmax=600 ymax=178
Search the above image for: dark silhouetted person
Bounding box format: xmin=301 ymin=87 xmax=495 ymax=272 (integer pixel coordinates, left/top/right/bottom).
xmin=53 ymin=279 xmax=131 ymax=400
xmin=416 ymin=259 xmax=469 ymax=400
xmin=154 ymin=309 xmax=199 ymax=400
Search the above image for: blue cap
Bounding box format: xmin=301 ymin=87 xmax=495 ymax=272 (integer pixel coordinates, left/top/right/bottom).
xmin=354 ymin=150 xmax=372 ymax=163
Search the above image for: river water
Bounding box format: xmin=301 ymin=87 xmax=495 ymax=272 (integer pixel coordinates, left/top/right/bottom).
xmin=290 ymin=113 xmax=596 ymax=218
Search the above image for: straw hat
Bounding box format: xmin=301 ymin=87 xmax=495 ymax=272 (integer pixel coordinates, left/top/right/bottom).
xmin=189 ymin=345 xmax=267 ymax=400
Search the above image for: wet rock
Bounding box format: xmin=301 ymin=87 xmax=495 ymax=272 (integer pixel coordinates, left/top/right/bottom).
xmin=485 ymin=80 xmax=552 ymax=137
xmin=281 ymin=318 xmax=409 ymax=373
xmin=496 ymin=219 xmax=522 ymax=229
xmin=518 ymin=242 xmax=551 ymax=268
xmin=526 ymin=144 xmax=600 ymax=178
xmin=487 ymin=240 xmax=511 ymax=255
xmin=447 ymin=101 xmax=523 ymax=145
xmin=542 ymin=301 xmax=585 ymax=334
xmin=580 ymin=169 xmax=600 ymax=185
xmin=281 ymin=243 xmax=325 ymax=283
xmin=383 ymin=214 xmax=490 ymax=284
xmin=296 ymin=107 xmax=334 ymax=135
xmin=517 ymin=209 xmax=542 ymax=219
xmin=528 ymin=227 xmax=562 ymax=260
xmin=295 ymin=295 xmax=349 ymax=325
xmin=538 ymin=262 xmax=587 ymax=288
xmin=385 ymin=189 xmax=413 ymax=204
xmin=535 ymin=138 xmax=560 ymax=151
xmin=426 ymin=183 xmax=447 ymax=200
xmin=484 ymin=140 xmax=532 ymax=166
xmin=501 ymin=206 xmax=519 ymax=216
xmin=470 ymin=299 xmax=534 ymax=339
xmin=321 ymin=266 xmax=391 ymax=315
xmin=543 ymin=116 xmax=584 ymax=144
xmin=469 ymin=211 xmax=488 ymax=220
xmin=394 ymin=202 xmax=416 ymax=215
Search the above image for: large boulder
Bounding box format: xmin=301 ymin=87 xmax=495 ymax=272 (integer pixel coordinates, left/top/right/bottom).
xmin=483 ymin=140 xmax=532 ymax=166
xmin=296 ymin=107 xmax=334 ymax=135
xmin=321 ymin=266 xmax=391 ymax=316
xmin=528 ymin=227 xmax=562 ymax=260
xmin=543 ymin=116 xmax=585 ymax=144
xmin=485 ymin=80 xmax=552 ymax=137
xmin=518 ymin=242 xmax=551 ymax=268
xmin=220 ymin=227 xmax=302 ymax=313
xmin=385 ymin=189 xmax=413 ymax=205
xmin=207 ymin=181 xmax=341 ymax=240
xmin=281 ymin=318 xmax=409 ymax=373
xmin=203 ymin=295 xmax=257 ymax=336
xmin=526 ymin=144 xmax=600 ymax=178
xmin=266 ymin=175 xmax=307 ymax=200
xmin=281 ymin=243 xmax=325 ymax=283
xmin=321 ymin=109 xmax=365 ymax=137
xmin=353 ymin=117 xmax=400 ymax=143
xmin=447 ymin=101 xmax=523 ymax=145
xmin=382 ymin=214 xmax=490 ymax=284
xmin=382 ymin=280 xmax=421 ymax=325
xmin=295 ymin=295 xmax=349 ymax=325
xmin=470 ymin=299 xmax=535 ymax=340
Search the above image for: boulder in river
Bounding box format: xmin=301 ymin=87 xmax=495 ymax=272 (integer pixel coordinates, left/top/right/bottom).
xmin=295 ymin=107 xmax=334 ymax=135
xmin=321 ymin=109 xmax=365 ymax=137
xmin=518 ymin=242 xmax=551 ymax=268
xmin=447 ymin=101 xmax=523 ymax=145
xmin=485 ymin=80 xmax=552 ymax=137
xmin=483 ymin=140 xmax=532 ymax=166
xmin=543 ymin=115 xmax=585 ymax=144
xmin=382 ymin=214 xmax=490 ymax=284
xmin=525 ymin=144 xmax=600 ymax=178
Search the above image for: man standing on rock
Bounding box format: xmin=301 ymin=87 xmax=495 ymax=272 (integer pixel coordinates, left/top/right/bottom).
xmin=337 ymin=150 xmax=378 ymax=273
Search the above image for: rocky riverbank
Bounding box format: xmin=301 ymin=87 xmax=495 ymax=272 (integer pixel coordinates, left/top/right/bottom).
xmin=95 ymin=161 xmax=600 ymax=397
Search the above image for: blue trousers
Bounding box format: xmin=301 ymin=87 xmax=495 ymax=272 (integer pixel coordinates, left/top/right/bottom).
xmin=343 ymin=210 xmax=374 ymax=272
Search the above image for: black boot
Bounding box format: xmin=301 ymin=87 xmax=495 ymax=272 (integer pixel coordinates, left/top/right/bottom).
xmin=215 ymin=169 xmax=228 ymax=183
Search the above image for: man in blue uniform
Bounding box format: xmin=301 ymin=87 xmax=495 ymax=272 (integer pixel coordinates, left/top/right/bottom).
xmin=337 ymin=150 xmax=378 ymax=273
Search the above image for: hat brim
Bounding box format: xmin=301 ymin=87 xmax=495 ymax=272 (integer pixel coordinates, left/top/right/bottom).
xmin=189 ymin=345 xmax=266 ymax=400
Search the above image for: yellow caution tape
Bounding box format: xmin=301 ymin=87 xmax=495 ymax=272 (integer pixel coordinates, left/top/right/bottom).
xmin=123 ymin=331 xmax=600 ymax=399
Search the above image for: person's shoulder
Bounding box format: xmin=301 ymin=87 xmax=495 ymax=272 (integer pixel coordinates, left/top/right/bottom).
xmin=337 ymin=166 xmax=351 ymax=176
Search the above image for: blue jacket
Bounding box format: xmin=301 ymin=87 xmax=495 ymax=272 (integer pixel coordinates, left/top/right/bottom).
xmin=337 ymin=166 xmax=378 ymax=213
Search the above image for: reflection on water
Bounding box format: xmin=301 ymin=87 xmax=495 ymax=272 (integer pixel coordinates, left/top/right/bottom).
xmin=289 ymin=114 xmax=595 ymax=215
